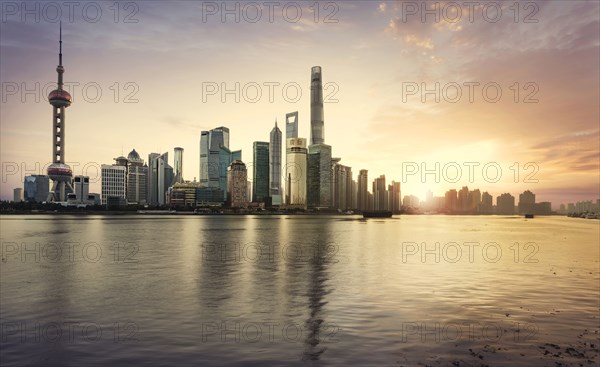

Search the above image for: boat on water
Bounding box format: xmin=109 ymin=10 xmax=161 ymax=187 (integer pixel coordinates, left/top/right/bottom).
xmin=362 ymin=211 xmax=393 ymax=218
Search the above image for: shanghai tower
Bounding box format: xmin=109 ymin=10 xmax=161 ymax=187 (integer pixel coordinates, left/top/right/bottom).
xmin=310 ymin=66 xmax=324 ymax=145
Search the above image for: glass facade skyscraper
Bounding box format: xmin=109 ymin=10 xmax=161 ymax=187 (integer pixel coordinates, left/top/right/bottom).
xmin=306 ymin=143 xmax=332 ymax=208
xmin=286 ymin=111 xmax=298 ymax=140
xmin=24 ymin=175 xmax=50 ymax=203
xmin=252 ymin=141 xmax=270 ymax=203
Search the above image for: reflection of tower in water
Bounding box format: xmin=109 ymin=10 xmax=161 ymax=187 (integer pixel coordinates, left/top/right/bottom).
xmin=302 ymin=236 xmax=335 ymax=361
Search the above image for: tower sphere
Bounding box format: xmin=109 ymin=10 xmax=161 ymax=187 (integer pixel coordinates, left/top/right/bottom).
xmin=48 ymin=89 xmax=72 ymax=107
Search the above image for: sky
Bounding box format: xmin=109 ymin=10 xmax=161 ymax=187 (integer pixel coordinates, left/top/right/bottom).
xmin=1 ymin=0 xmax=599 ymax=207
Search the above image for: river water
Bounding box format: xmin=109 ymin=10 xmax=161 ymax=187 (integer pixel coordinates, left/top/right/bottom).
xmin=1 ymin=215 xmax=598 ymax=366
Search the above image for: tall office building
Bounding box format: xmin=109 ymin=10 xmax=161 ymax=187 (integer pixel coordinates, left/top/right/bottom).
xmin=286 ymin=111 xmax=298 ymax=140
xmin=457 ymin=186 xmax=469 ymax=213
xmin=147 ymin=152 xmax=173 ymax=206
xmin=269 ymin=121 xmax=282 ymax=205
xmin=127 ymin=149 xmax=147 ymax=205
xmin=285 ymin=138 xmax=307 ymax=208
xmin=101 ymin=160 xmax=127 ymax=205
xmin=310 ymin=66 xmax=324 ymax=145
xmin=227 ymin=160 xmax=249 ymax=208
xmin=480 ymin=191 xmax=493 ymax=214
xmin=445 ymin=189 xmax=458 ymax=212
xmin=469 ymin=189 xmax=481 ymax=212
xmin=389 ymin=181 xmax=401 ymax=213
xmin=174 ymin=147 xmax=184 ymax=184
xmin=46 ymin=23 xmax=74 ymax=202
xmin=199 ymin=126 xmax=240 ymax=201
xmin=253 ymin=141 xmax=270 ymax=203
xmin=372 ymin=175 xmax=387 ymax=210
xmin=24 ymin=175 xmax=50 ymax=202
xmin=307 ymin=144 xmax=332 ymax=208
xmin=496 ymin=193 xmax=515 ymax=215
xmin=332 ymin=159 xmax=353 ymax=211
xmin=357 ymin=170 xmax=368 ymax=211
xmin=199 ymin=131 xmax=210 ymax=186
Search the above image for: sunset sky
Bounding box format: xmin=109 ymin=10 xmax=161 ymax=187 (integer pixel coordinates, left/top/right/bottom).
xmin=1 ymin=1 xmax=598 ymax=206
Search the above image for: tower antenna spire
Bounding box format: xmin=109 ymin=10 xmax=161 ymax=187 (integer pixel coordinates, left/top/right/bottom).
xmin=59 ymin=21 xmax=63 ymax=66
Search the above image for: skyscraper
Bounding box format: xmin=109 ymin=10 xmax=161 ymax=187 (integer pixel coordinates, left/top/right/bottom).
xmin=227 ymin=160 xmax=248 ymax=208
xmin=357 ymin=170 xmax=368 ymax=211
xmin=127 ymin=149 xmax=147 ymax=205
xmin=310 ymin=66 xmax=324 ymax=145
xmin=101 ymin=159 xmax=127 ymax=205
xmin=174 ymin=147 xmax=184 ymax=184
xmin=46 ymin=23 xmax=74 ymax=202
xmin=253 ymin=141 xmax=270 ymax=203
xmin=306 ymin=143 xmax=332 ymax=208
xmin=199 ymin=131 xmax=210 ymax=186
xmin=332 ymin=159 xmax=353 ymax=211
xmin=269 ymin=120 xmax=282 ymax=205
xmin=445 ymin=189 xmax=458 ymax=213
xmin=24 ymin=175 xmax=50 ymax=202
xmin=199 ymin=126 xmax=240 ymax=201
xmin=389 ymin=181 xmax=401 ymax=213
xmin=372 ymin=175 xmax=387 ymax=210
xmin=147 ymin=152 xmax=173 ymax=206
xmin=286 ymin=111 xmax=298 ymax=140
xmin=285 ymin=138 xmax=307 ymax=208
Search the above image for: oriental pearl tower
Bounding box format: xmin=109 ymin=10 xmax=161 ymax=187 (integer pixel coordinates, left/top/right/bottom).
xmin=46 ymin=23 xmax=74 ymax=202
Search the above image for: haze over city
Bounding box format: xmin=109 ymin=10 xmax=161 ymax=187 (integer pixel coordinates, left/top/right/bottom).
xmin=1 ymin=1 xmax=599 ymax=206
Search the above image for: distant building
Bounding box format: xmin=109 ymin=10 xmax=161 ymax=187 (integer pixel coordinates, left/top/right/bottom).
xmin=269 ymin=121 xmax=282 ymax=205
xmin=13 ymin=188 xmax=23 ymax=202
xmin=173 ymin=147 xmax=184 ymax=184
xmin=286 ymin=111 xmax=298 ymax=140
xmin=480 ymin=191 xmax=493 ymax=214
xmin=536 ymin=202 xmax=552 ymax=215
xmin=147 ymin=152 xmax=173 ymax=206
xmin=24 ymin=175 xmax=50 ymax=202
xmin=357 ymin=170 xmax=368 ymax=211
xmin=101 ymin=160 xmax=127 ymax=205
xmin=199 ymin=126 xmax=241 ymax=201
xmin=72 ymin=175 xmax=89 ymax=202
xmin=496 ymin=193 xmax=515 ymax=215
xmin=389 ymin=181 xmax=401 ymax=213
xmin=457 ymin=186 xmax=469 ymax=213
xmin=469 ymin=189 xmax=481 ymax=212
xmin=372 ymin=175 xmax=387 ymax=210
xmin=126 ymin=149 xmax=147 ymax=205
xmin=227 ymin=160 xmax=248 ymax=208
xmin=518 ymin=190 xmax=536 ymax=214
xmin=403 ymin=195 xmax=420 ymax=208
xmin=253 ymin=141 xmax=270 ymax=203
xmin=196 ymin=187 xmax=225 ymax=207
xmin=169 ymin=181 xmax=200 ymax=207
xmin=285 ymin=138 xmax=307 ymax=208
xmin=445 ymin=189 xmax=458 ymax=213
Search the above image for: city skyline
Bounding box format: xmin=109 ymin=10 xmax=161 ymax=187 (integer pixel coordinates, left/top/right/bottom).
xmin=1 ymin=1 xmax=599 ymax=206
